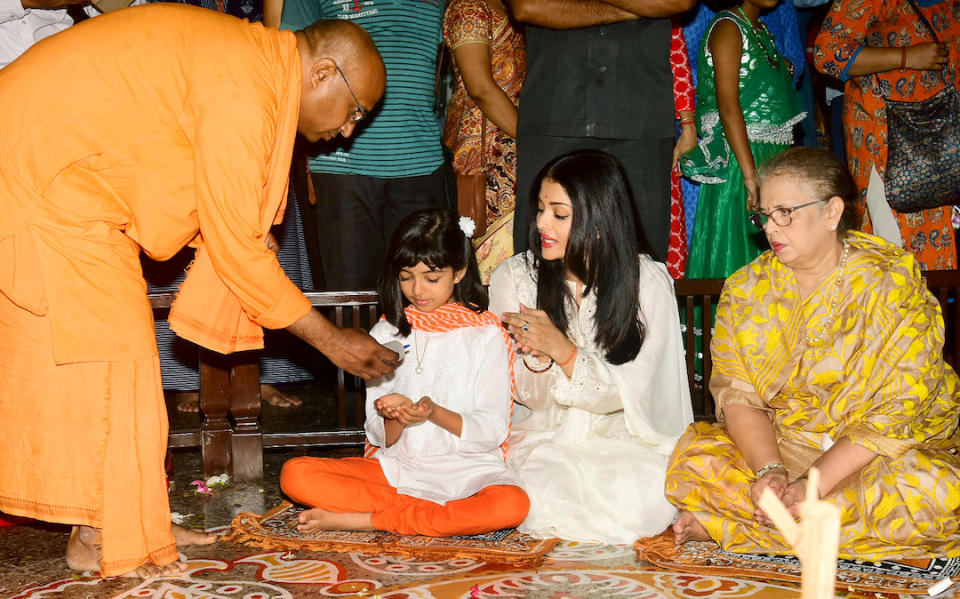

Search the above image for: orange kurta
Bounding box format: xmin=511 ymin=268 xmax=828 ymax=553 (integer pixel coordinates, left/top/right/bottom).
xmin=0 ymin=4 xmax=311 ymax=576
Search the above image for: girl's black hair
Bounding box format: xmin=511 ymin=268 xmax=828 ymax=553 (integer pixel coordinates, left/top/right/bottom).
xmin=526 ymin=149 xmax=647 ymax=365
xmin=379 ymin=208 xmax=487 ymax=336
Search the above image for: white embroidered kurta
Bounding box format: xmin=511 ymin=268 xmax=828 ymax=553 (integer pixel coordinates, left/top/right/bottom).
xmin=0 ymin=0 xmax=142 ymax=69
xmin=366 ymin=319 xmax=522 ymax=505
xmin=488 ymin=252 xmax=694 ymax=544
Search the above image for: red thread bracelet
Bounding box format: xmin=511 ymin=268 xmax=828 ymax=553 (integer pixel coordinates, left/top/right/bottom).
xmin=901 ymin=47 xmax=908 ymax=70
xmin=557 ymin=344 xmax=578 ymax=368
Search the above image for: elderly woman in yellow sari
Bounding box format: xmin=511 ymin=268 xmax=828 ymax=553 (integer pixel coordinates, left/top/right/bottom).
xmin=666 ymin=147 xmax=960 ymax=560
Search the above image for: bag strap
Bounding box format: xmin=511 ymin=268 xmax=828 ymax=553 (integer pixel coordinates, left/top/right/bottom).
xmin=904 ymin=0 xmax=939 ymax=44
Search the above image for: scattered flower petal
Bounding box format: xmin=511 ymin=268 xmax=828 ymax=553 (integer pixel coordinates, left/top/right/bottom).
xmin=190 ymin=480 xmax=212 ymax=495
xmin=205 ymin=473 xmax=230 ymax=487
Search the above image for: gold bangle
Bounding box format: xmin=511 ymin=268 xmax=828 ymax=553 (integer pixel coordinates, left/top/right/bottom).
xmin=557 ymin=344 xmax=578 ymax=368
xmin=754 ymin=462 xmax=786 ymax=480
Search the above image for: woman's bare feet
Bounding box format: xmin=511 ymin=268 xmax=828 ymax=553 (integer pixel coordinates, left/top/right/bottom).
xmin=673 ymin=511 xmax=710 ymax=544
xmin=297 ymin=508 xmax=374 ymax=534
xmin=176 ymin=384 xmax=301 ymax=413
xmin=172 ymin=523 xmax=218 ymax=546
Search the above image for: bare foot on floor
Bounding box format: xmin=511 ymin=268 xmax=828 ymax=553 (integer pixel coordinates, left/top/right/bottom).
xmin=172 ymin=523 xmax=217 ymax=546
xmin=260 ymin=384 xmax=302 ymax=408
xmin=176 ymin=384 xmax=301 ymax=413
xmin=673 ymin=511 xmax=710 ymax=544
xmin=120 ymin=560 xmax=189 ymax=579
xmin=175 ymin=391 xmax=201 ymax=413
xmin=66 ymin=525 xmax=100 ymax=573
xmin=297 ymin=508 xmax=374 ymax=534
xmin=67 ymin=526 xmax=191 ymax=579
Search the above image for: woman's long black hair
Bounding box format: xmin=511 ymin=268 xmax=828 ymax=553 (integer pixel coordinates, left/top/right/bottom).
xmin=526 ymin=150 xmax=647 ymax=365
xmin=379 ymin=208 xmax=487 ymax=336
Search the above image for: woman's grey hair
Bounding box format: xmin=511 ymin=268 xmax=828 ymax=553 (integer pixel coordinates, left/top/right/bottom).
xmin=758 ymin=147 xmax=859 ymax=235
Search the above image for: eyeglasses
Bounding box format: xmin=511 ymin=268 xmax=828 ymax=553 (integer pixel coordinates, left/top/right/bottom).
xmin=749 ymin=199 xmax=827 ymax=229
xmin=335 ymin=65 xmax=367 ymax=124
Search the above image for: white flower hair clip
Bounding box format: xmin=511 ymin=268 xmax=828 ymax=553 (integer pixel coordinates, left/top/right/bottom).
xmin=459 ymin=216 xmax=476 ymax=238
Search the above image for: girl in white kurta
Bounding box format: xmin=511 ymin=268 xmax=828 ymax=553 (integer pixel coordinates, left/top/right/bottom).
xmin=488 ymin=149 xmax=694 ymax=544
xmin=280 ymin=209 xmax=529 ymax=536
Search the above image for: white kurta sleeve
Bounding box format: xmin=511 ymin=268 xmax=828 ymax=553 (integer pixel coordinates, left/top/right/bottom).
xmin=458 ymin=326 xmax=512 ymax=452
xmin=363 ymin=320 xmax=400 ymax=449
xmin=549 ymin=348 xmax=624 ymax=414
xmin=489 ymin=257 xmax=556 ymax=411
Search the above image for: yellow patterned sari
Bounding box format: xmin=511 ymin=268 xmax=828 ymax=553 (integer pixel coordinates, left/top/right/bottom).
xmin=666 ymin=231 xmax=960 ymax=560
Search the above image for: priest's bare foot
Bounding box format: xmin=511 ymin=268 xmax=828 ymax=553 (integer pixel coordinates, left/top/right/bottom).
xmin=119 ymin=560 xmax=189 ymax=579
xmin=172 ymin=523 xmax=217 ymax=546
xmin=176 ymin=384 xmax=300 ymax=413
xmin=65 ymin=525 xmax=100 ymax=572
xmin=297 ymin=508 xmax=373 ymax=533
xmin=673 ymin=511 xmax=710 ymax=544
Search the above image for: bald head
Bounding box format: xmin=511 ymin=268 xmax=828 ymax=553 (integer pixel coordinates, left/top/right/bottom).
xmin=294 ymin=19 xmax=386 ymax=143
xmin=299 ymin=20 xmax=384 ymax=82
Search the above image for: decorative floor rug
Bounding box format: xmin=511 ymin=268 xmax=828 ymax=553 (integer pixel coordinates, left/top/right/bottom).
xmin=12 ymin=544 xmax=819 ymax=599
xmin=635 ymin=529 xmax=960 ymax=597
xmin=224 ymin=501 xmax=559 ymax=567
xmin=16 ymin=539 xmax=958 ymax=598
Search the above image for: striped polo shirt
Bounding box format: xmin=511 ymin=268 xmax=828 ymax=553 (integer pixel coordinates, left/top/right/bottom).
xmin=281 ymin=0 xmax=445 ymax=178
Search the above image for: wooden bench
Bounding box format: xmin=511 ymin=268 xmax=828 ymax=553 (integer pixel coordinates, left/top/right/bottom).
xmin=152 ymin=291 xmax=377 ymax=482
xmin=153 ymin=269 xmax=960 ymax=481
xmin=675 ymin=269 xmax=960 ymax=422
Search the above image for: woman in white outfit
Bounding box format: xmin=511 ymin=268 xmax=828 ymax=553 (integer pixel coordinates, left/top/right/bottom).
xmin=489 ymin=149 xmax=694 ymax=544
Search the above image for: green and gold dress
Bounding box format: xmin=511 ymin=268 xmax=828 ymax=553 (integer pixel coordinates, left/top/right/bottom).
xmin=682 ymin=7 xmax=805 ymax=279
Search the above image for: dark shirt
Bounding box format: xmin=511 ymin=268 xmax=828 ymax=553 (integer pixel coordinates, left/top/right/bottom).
xmin=518 ymin=19 xmax=675 ymax=140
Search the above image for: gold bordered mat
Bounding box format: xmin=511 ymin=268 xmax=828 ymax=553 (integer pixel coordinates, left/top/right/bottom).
xmin=635 ymin=528 xmax=960 ymax=596
xmin=224 ymin=501 xmax=558 ymax=567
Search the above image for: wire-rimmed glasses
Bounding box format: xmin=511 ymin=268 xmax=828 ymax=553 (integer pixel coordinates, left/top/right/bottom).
xmin=749 ymin=199 xmax=827 ymax=230
xmin=335 ymin=65 xmax=367 ymax=124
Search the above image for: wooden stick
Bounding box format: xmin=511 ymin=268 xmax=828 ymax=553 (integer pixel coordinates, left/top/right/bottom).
xmin=758 ymin=487 xmax=800 ymax=545
xmin=758 ymin=468 xmax=841 ymax=599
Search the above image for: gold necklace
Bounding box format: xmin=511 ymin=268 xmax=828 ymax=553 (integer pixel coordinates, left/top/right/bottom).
xmin=735 ymin=7 xmax=780 ymax=69
xmin=806 ymin=241 xmax=849 ymax=346
xmin=413 ymin=331 xmax=430 ymax=374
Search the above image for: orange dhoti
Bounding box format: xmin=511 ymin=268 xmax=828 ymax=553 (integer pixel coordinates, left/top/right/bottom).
xmin=280 ymin=457 xmax=529 ymax=536
xmin=0 ymin=291 xmax=178 ymax=576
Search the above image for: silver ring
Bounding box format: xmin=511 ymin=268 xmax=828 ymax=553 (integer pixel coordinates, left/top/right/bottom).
xmin=521 ymin=322 xmax=530 ymax=332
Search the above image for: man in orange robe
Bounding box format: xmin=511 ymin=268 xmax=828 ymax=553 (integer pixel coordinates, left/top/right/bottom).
xmin=0 ymin=3 xmax=392 ymax=578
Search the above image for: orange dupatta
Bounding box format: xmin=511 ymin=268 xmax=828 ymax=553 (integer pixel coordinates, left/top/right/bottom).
xmin=366 ymin=302 xmax=516 ymax=456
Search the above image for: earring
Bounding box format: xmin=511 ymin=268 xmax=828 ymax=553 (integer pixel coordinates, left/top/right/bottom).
xmin=828 ymin=224 xmax=837 ymax=231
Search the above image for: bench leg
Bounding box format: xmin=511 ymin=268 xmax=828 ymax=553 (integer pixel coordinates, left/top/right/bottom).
xmin=199 ymin=349 xmax=232 ymax=477
xmin=230 ymin=353 xmax=263 ymax=482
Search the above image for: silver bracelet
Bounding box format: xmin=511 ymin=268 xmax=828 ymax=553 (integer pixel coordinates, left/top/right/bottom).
xmin=754 ymin=462 xmax=786 ymax=480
